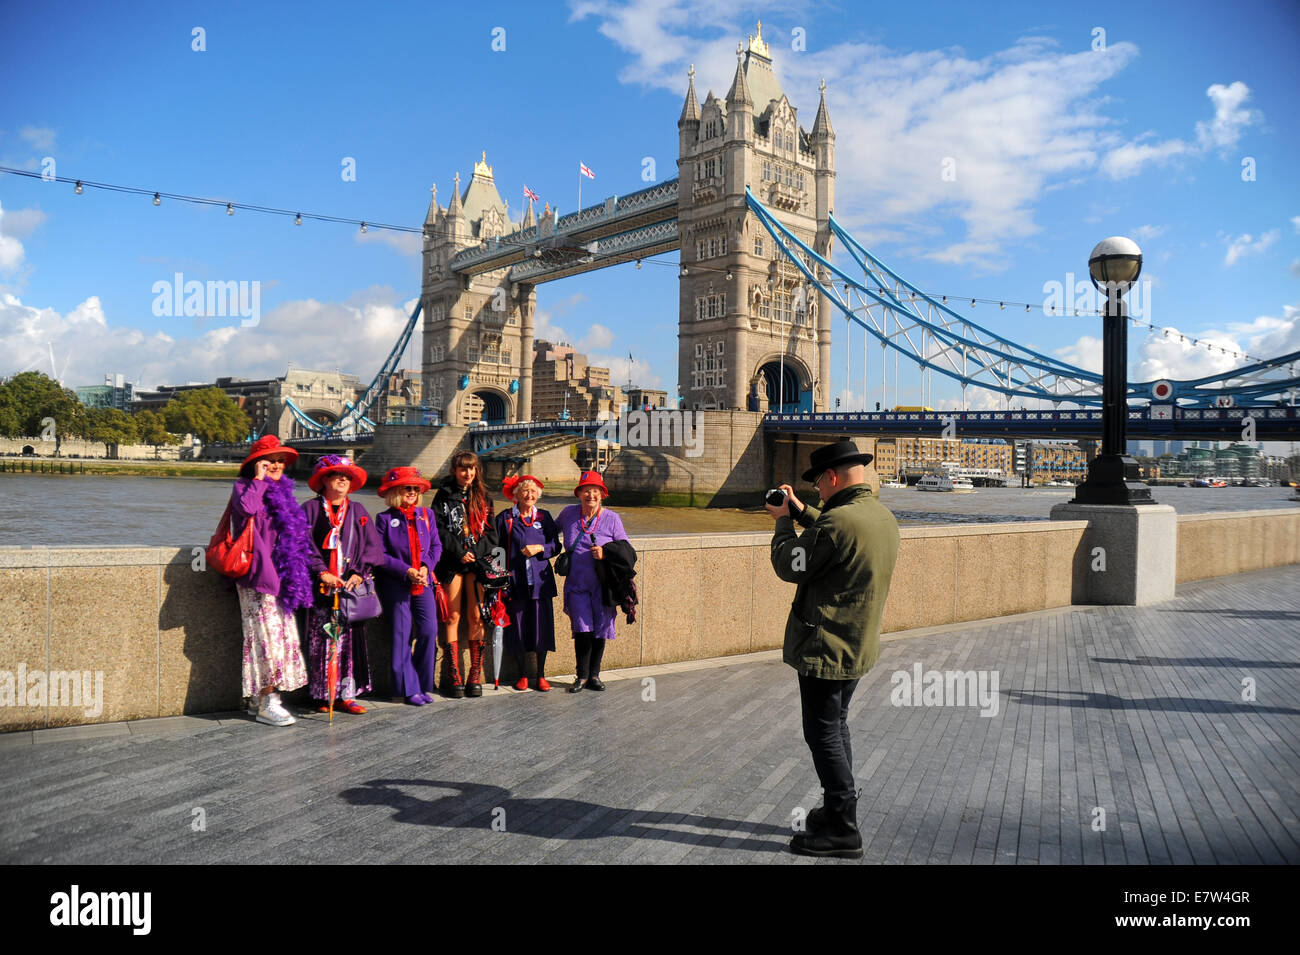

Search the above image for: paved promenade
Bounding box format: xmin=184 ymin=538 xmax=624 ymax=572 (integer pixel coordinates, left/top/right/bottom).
xmin=2 ymin=566 xmax=1297 ymax=865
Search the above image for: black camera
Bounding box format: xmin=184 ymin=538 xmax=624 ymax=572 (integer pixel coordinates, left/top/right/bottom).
xmin=765 ymin=488 xmax=788 ymax=508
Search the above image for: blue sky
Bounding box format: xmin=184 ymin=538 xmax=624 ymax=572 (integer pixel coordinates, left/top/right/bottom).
xmin=1 ymin=0 xmax=1297 ymax=417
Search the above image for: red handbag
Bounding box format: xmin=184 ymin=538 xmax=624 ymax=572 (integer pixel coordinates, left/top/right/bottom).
xmin=207 ymin=502 xmax=256 ymax=579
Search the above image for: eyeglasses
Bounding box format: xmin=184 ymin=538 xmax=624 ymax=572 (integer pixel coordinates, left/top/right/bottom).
xmin=400 ymin=487 xmax=421 ymax=495
xmin=808 ymin=471 xmax=825 ymax=488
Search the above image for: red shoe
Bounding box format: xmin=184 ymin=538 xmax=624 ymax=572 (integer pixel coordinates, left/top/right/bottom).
xmin=340 ymin=699 xmax=366 ymax=715
xmin=514 ymin=676 xmax=530 ymax=691
xmin=536 ymin=677 xmax=552 ymax=692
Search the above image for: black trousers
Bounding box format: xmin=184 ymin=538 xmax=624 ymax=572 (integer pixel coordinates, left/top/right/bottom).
xmin=573 ymin=632 xmax=606 ymax=679
xmin=798 ymin=674 xmax=860 ymax=810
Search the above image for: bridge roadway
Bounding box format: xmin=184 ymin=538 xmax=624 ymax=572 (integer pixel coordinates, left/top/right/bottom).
xmin=1 ymin=565 xmax=1296 ymax=864
xmin=464 ymin=405 xmax=1299 ymax=456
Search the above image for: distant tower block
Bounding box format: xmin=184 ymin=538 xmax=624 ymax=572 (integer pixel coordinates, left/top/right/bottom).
xmin=676 ymin=21 xmax=835 ymax=412
xmin=422 ymin=152 xmax=538 ymax=425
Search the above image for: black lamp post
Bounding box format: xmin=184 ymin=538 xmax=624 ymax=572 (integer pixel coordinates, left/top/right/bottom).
xmin=1071 ymin=236 xmax=1155 ymax=505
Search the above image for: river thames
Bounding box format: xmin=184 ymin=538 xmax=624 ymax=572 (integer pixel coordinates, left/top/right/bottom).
xmin=1 ymin=474 xmax=1296 ymax=547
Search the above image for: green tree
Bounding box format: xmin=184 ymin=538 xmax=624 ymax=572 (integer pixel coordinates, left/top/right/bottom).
xmin=0 ymin=371 xmax=88 ymax=452
xmin=132 ymin=409 xmax=180 ymax=459
xmin=162 ymin=387 xmax=250 ymax=444
xmin=86 ymin=407 xmax=139 ymax=457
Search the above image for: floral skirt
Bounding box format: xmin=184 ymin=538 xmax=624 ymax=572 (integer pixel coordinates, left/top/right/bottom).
xmin=238 ymin=586 xmax=308 ymax=698
xmin=304 ymin=607 xmax=372 ymax=700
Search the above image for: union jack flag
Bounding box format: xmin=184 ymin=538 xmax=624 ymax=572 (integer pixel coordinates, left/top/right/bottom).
xmin=523 ymin=185 xmax=539 ymax=202
xmin=579 ymin=162 xmax=595 ymax=179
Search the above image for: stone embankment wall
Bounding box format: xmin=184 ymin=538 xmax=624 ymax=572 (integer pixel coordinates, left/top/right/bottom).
xmin=0 ymin=437 xmax=190 ymax=460
xmin=1175 ymin=509 xmax=1300 ymax=582
xmin=3 ymin=508 xmax=1296 ymax=732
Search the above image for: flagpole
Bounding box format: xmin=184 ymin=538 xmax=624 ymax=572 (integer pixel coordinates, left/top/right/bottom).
xmin=578 ymin=162 xmax=582 ymax=212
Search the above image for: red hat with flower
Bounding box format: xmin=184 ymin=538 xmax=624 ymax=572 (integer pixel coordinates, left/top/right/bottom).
xmin=241 ymin=434 xmax=298 ymax=468
xmin=308 ymin=454 xmax=368 ymax=493
xmin=377 ymin=465 xmax=432 ymax=497
xmin=573 ymin=470 xmax=610 ymax=498
xmin=502 ymin=474 xmax=544 ymax=499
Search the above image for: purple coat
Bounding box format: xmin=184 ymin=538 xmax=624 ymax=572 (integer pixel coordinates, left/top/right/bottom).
xmin=301 ymin=497 xmax=383 ymax=607
xmin=227 ymin=477 xmax=292 ymax=596
xmin=556 ymin=505 xmax=629 ymax=595
xmin=374 ymin=505 xmax=443 ymax=598
xmin=493 ymin=507 xmax=560 ymax=601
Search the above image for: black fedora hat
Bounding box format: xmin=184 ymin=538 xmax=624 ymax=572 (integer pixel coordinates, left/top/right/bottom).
xmin=801 ymin=438 xmax=875 ymax=483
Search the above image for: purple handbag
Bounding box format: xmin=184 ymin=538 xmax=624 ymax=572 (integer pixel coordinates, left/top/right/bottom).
xmin=336 ymin=510 xmax=383 ymax=623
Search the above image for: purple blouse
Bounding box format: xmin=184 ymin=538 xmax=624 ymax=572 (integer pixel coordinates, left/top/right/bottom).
xmin=555 ymin=505 xmax=629 ymax=594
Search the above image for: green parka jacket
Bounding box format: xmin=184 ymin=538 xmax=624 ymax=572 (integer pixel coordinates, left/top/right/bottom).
xmin=770 ymin=483 xmax=900 ymax=680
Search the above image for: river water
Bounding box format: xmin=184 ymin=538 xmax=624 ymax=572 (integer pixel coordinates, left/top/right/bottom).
xmin=0 ymin=474 xmax=1296 ymax=548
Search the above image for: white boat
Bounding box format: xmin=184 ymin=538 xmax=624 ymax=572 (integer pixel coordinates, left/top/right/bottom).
xmin=915 ymin=474 xmax=975 ymax=493
xmin=881 ymin=480 xmax=907 ymax=489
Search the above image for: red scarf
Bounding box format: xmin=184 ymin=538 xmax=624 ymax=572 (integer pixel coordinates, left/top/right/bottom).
xmin=323 ymin=497 xmax=348 ymax=578
xmin=401 ymin=505 xmax=425 ymax=596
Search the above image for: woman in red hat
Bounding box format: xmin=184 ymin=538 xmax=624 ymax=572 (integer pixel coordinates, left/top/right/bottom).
xmin=228 ymin=435 xmax=312 ymax=727
xmin=556 ymin=470 xmax=629 ymax=692
xmin=301 ymin=455 xmax=379 ymax=715
xmin=493 ymin=474 xmax=561 ymax=691
xmin=432 ymin=450 xmax=498 ymax=698
xmin=373 ymin=467 xmax=442 ymax=706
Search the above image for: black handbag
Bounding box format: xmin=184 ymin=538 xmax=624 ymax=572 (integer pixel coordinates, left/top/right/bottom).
xmin=554 ymin=548 xmax=571 ymax=576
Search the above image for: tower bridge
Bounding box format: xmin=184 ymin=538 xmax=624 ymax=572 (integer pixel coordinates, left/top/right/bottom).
xmin=306 ymin=22 xmax=1298 ymax=501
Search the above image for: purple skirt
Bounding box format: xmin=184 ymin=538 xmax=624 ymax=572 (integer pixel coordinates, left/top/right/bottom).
xmin=305 ymin=608 xmax=372 ymax=700
xmin=506 ymin=596 xmax=556 ymax=654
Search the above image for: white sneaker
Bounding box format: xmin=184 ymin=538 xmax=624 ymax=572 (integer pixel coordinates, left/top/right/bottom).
xmin=256 ymin=695 xmax=295 ymax=727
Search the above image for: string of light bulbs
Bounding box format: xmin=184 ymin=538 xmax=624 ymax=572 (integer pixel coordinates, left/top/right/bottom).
xmin=2 ymin=165 xmax=1277 ymax=368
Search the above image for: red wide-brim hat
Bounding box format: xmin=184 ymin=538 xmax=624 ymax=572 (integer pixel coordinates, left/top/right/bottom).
xmin=377 ymin=466 xmax=432 ymax=497
xmin=573 ymin=470 xmax=610 ymax=498
xmin=502 ymin=474 xmax=544 ymax=499
xmin=307 ymin=454 xmax=368 ymax=493
xmin=242 ymin=434 xmax=299 ymax=468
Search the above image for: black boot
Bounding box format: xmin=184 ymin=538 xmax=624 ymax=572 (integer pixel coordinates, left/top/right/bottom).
xmin=790 ymin=797 xmax=862 ymax=859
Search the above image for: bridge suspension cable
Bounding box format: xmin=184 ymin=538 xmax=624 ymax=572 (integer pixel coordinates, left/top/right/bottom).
xmin=745 ymin=188 xmax=1300 ymax=409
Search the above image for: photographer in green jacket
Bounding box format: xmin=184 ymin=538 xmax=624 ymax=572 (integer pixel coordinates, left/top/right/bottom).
xmin=766 ymin=438 xmax=900 ymax=859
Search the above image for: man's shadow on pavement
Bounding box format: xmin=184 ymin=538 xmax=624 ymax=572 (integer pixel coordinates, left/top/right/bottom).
xmin=340 ymin=778 xmax=789 ymax=853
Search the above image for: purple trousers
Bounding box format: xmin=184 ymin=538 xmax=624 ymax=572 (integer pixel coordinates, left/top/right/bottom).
xmin=388 ymin=587 xmax=440 ymax=697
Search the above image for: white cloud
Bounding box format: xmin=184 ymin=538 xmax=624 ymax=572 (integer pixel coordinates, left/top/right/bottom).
xmin=592 ymin=352 xmax=662 ymax=390
xmin=1100 ymin=137 xmax=1188 ymax=180
xmin=572 ymin=3 xmax=1141 ymax=269
xmin=1195 ymin=81 xmax=1258 ymax=151
xmin=0 ymin=205 xmax=48 ymax=239
xmin=1054 ymin=334 xmax=1102 ymax=374
xmin=1224 ymin=229 xmax=1279 ymax=267
xmin=580 ymin=322 xmax=615 ymax=351
xmin=0 ymin=289 xmax=418 ymax=390
xmin=355 ymin=228 xmax=421 ymax=256
xmin=1131 ymin=224 xmax=1167 ymax=242
xmin=0 ymin=201 xmax=26 ymax=272
xmin=1132 ymin=305 xmax=1298 ymax=382
xmin=1291 ymin=215 xmax=1300 ymax=234
xmin=1101 ymin=80 xmax=1260 ymax=179
xmin=1289 ymin=259 xmax=1300 ymax=278
xmin=532 ymin=291 xmax=590 ymax=345
xmin=18 ymin=126 xmax=56 ymax=151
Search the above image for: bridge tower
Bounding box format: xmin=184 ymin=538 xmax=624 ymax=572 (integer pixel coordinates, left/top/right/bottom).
xmin=422 ymin=152 xmax=537 ymax=426
xmin=676 ymin=21 xmax=835 ymax=413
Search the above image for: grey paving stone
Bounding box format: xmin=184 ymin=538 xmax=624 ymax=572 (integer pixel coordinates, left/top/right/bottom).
xmin=2 ymin=565 xmax=1298 ymax=864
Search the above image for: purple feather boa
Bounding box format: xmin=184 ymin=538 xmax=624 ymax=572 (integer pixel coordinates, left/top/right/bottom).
xmin=264 ymin=476 xmax=313 ymax=612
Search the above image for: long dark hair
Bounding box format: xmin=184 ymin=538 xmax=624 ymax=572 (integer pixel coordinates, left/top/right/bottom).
xmin=449 ymin=450 xmax=490 ymax=534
